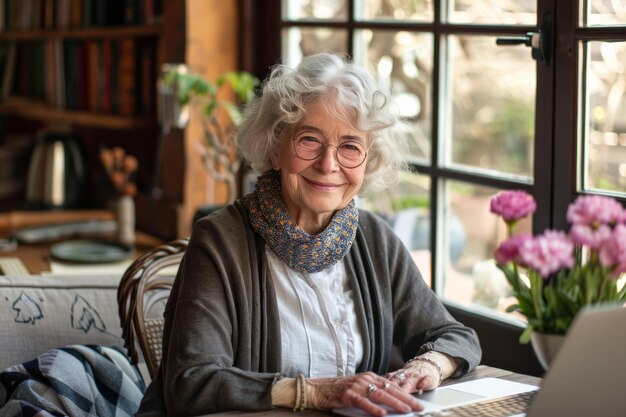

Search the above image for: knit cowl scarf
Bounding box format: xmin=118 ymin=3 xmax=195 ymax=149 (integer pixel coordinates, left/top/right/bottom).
xmin=241 ymin=171 xmax=359 ymax=273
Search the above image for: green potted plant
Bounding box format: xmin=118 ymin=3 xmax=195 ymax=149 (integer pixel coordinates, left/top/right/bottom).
xmin=161 ymin=67 xmax=259 ymax=203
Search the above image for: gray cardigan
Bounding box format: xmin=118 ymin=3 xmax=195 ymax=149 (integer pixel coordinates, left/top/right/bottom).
xmin=137 ymin=202 xmax=481 ymax=416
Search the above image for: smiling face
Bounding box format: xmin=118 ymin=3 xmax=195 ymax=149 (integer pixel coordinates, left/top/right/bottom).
xmin=270 ymin=99 xmax=369 ymax=234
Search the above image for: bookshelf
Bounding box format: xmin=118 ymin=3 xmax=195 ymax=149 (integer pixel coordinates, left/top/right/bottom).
xmin=0 ymin=0 xmax=169 ymax=235
xmin=0 ymin=1 xmax=161 ymax=127
xmin=0 ymin=0 xmax=242 ymax=240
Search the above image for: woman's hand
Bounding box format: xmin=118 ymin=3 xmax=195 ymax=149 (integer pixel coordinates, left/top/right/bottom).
xmin=306 ymin=372 xmax=423 ymax=417
xmin=386 ymin=351 xmax=461 ymax=395
xmin=386 ymin=359 xmax=441 ymax=394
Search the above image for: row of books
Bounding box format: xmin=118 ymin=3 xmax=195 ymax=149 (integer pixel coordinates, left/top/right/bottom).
xmin=0 ymin=0 xmax=162 ymax=31
xmin=0 ymin=37 xmax=156 ymax=117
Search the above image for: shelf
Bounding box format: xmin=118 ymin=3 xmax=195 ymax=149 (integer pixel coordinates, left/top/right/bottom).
xmin=0 ymin=1 xmax=233 ymax=240
xmin=0 ymin=24 xmax=162 ymax=41
xmin=0 ymin=97 xmax=156 ymax=129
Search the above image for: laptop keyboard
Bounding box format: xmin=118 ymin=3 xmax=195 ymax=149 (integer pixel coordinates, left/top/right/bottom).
xmin=422 ymin=390 xmax=537 ymax=417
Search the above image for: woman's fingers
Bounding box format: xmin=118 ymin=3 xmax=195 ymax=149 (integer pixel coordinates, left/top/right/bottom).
xmin=308 ymin=373 xmax=423 ymax=416
xmin=343 ymin=379 xmax=422 ymax=417
xmin=388 ymin=365 xmax=440 ymax=393
xmin=387 ymin=370 xmax=414 ymax=392
xmin=366 ymin=381 xmax=423 ymax=412
xmin=415 ymin=374 xmax=437 ymax=393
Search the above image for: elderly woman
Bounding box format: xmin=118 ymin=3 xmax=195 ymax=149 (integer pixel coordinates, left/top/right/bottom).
xmin=137 ymin=53 xmax=481 ymax=416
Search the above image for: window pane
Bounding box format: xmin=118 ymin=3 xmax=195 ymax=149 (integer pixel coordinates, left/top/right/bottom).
xmin=447 ymin=0 xmax=536 ymax=25
xmin=354 ymin=30 xmax=433 ymax=161
xmin=582 ymin=40 xmax=626 ymax=195
xmin=283 ymin=0 xmax=348 ymax=21
xmin=282 ymin=27 xmax=349 ymax=66
xmin=440 ymin=180 xmax=532 ymax=319
xmin=357 ymin=0 xmax=434 ymax=22
xmin=358 ymin=171 xmax=432 ymax=285
xmin=584 ymin=0 xmax=626 ymax=26
xmin=445 ymin=35 xmax=535 ymax=179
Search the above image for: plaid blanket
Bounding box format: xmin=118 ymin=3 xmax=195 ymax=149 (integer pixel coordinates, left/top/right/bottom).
xmin=0 ymin=345 xmax=145 ymax=417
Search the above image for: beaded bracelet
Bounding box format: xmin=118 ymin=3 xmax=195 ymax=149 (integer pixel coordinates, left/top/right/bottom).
xmin=407 ymin=356 xmax=444 ymax=385
xmin=293 ymin=373 xmax=306 ymax=412
xmin=292 ymin=375 xmax=302 ymax=412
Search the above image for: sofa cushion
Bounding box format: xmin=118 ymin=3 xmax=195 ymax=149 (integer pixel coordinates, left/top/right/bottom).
xmin=0 ymin=274 xmax=124 ymax=370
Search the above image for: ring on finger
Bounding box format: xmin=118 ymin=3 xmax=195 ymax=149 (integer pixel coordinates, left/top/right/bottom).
xmin=396 ymin=371 xmax=406 ymax=382
xmin=367 ymin=383 xmax=377 ymax=397
xmin=383 ymin=381 xmax=391 ymax=390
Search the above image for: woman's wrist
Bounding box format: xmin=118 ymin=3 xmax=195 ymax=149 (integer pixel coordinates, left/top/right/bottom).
xmin=272 ymin=375 xmax=310 ymax=411
xmin=406 ymin=356 xmax=443 ymax=384
xmin=405 ymin=351 xmax=461 ymax=383
xmin=271 ymin=377 xmax=297 ymax=408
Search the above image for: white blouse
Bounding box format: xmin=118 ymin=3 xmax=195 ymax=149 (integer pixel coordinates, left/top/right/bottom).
xmin=266 ymin=248 xmax=364 ymax=378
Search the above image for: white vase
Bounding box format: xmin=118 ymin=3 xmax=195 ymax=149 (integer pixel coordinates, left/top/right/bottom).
xmin=116 ymin=195 xmax=135 ymax=246
xmin=530 ymin=331 xmax=565 ymax=371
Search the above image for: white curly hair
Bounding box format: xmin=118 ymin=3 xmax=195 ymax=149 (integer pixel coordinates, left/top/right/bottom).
xmin=236 ymin=52 xmax=410 ymax=194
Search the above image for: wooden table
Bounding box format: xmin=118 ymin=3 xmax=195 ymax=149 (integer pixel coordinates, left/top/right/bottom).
xmin=5 ymin=230 xmax=163 ymax=274
xmin=208 ymin=366 xmax=541 ymax=417
xmin=0 ymin=209 xmax=165 ymax=275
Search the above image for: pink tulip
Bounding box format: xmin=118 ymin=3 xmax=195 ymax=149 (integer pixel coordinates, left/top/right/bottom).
xmin=519 ymin=230 xmax=575 ymax=278
xmin=495 ymin=233 xmax=532 ymax=265
xmin=599 ymin=224 xmax=626 ymax=275
xmin=566 ymin=195 xmax=625 ymax=227
xmin=569 ymin=224 xmax=611 ymax=250
xmin=490 ymin=190 xmax=537 ymax=223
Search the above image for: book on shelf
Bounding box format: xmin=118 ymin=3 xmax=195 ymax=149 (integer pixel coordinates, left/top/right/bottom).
xmin=70 ymin=0 xmax=83 ymax=28
xmin=138 ymin=38 xmax=155 ymax=116
xmin=0 ymin=42 xmax=16 ymax=99
xmin=0 ymin=0 xmax=163 ymax=31
xmin=32 ymin=0 xmax=43 ymax=30
xmin=101 ymin=38 xmax=113 ymax=114
xmin=87 ymin=39 xmax=100 ymax=112
xmin=117 ymin=37 xmax=136 ymax=116
xmin=43 ymin=0 xmax=54 ymax=30
xmin=124 ymin=0 xmax=140 ymax=25
xmin=32 ymin=40 xmax=45 ymax=99
xmin=109 ymin=39 xmax=120 ymax=114
xmin=63 ymin=39 xmax=78 ymax=111
xmin=76 ymin=40 xmax=88 ymax=111
xmin=81 ymin=0 xmax=92 ymax=28
xmin=15 ymin=43 xmax=30 ymax=97
xmin=44 ymin=39 xmax=55 ymax=106
xmin=0 ymin=44 xmax=6 ymax=91
xmin=54 ymin=39 xmax=65 ymax=108
xmin=55 ymin=0 xmax=71 ymax=29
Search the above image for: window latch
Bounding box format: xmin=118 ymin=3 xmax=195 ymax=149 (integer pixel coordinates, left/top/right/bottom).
xmin=496 ymin=12 xmax=552 ymax=65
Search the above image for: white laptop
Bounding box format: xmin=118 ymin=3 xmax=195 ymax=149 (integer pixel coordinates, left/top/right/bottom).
xmin=334 ymin=303 xmax=626 ymax=417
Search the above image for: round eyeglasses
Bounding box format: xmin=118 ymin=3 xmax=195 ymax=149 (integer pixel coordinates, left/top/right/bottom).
xmin=292 ymin=135 xmax=368 ymax=169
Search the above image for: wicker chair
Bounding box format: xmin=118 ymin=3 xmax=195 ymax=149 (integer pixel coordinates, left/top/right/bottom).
xmin=117 ymin=238 xmax=189 ymax=379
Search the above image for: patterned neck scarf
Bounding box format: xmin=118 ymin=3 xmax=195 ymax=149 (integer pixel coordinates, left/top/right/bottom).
xmin=241 ymin=171 xmax=359 ymax=273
